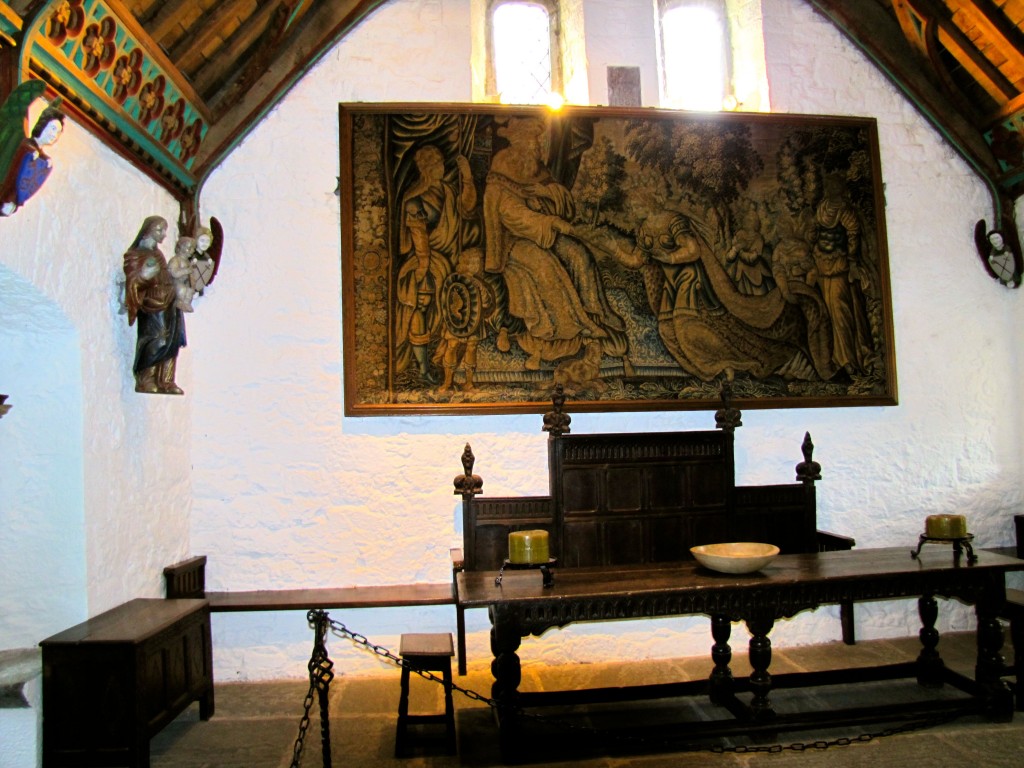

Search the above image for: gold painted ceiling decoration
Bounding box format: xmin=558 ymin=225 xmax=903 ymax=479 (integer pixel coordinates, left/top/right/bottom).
xmin=3 ymin=0 xmax=1024 ymax=238
xmin=1 ymin=0 xmax=384 ymax=201
xmin=20 ymin=0 xmax=208 ymax=193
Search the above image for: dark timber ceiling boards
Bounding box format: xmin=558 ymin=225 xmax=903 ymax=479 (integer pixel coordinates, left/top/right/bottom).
xmin=810 ymin=1 xmax=1024 ymax=225
xmin=3 ymin=0 xmax=1024 ymax=228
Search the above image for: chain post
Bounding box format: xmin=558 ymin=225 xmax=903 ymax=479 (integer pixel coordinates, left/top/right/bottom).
xmin=290 ymin=609 xmax=336 ymax=768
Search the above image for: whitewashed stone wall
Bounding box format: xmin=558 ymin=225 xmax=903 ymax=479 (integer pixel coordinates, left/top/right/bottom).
xmin=1 ymin=114 xmax=184 ymax=652
xmin=2 ymin=0 xmax=1022 ymax=698
xmin=192 ymin=0 xmax=1024 ymax=681
xmin=1 ymin=97 xmax=185 ymax=768
xmin=581 ymin=0 xmax=660 ymax=105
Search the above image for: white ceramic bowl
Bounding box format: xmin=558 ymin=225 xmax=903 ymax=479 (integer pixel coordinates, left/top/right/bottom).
xmin=690 ymin=542 xmax=780 ymax=574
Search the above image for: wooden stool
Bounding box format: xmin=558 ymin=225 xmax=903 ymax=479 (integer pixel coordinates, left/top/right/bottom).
xmin=395 ymin=633 xmax=456 ymax=757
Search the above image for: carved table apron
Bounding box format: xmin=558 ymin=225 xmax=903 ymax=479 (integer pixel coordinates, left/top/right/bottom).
xmin=456 ymin=547 xmax=1024 ymax=760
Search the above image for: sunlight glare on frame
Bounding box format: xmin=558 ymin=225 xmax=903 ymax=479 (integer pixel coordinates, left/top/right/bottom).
xmin=663 ymin=5 xmax=726 ymax=111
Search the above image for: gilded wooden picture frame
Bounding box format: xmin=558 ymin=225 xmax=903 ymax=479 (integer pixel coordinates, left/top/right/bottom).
xmin=340 ymin=104 xmax=896 ymax=416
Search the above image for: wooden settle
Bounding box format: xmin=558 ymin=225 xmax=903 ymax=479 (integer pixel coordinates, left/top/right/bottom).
xmin=452 ymin=386 xmax=855 ymax=674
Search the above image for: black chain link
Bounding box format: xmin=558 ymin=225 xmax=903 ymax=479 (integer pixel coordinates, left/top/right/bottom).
xmin=290 ymin=678 xmax=316 ymax=768
xmin=707 ymin=714 xmax=962 ymax=754
xmin=328 ymin=617 xmax=494 ymax=707
xmin=290 ymin=613 xmax=966 ymax=762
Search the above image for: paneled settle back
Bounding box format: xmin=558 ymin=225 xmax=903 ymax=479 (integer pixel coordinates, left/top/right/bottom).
xmin=455 ymin=390 xmax=835 ymax=573
xmin=551 ymin=430 xmax=733 ymax=567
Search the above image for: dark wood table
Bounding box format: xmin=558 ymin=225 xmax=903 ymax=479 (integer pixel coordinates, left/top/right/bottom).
xmin=457 ymin=546 xmax=1024 ymax=761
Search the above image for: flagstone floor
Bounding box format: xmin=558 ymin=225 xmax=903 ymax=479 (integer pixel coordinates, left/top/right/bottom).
xmin=151 ymin=631 xmax=1024 ymax=768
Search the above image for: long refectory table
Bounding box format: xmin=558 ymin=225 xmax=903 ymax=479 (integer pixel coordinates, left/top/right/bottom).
xmin=457 ymin=546 xmax=1024 ymax=761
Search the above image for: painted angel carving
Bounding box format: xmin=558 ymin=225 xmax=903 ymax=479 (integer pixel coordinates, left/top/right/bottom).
xmin=190 ymin=217 xmax=224 ymax=296
xmin=0 ymin=82 xmax=65 ymax=217
xmin=974 ymin=219 xmax=1022 ymax=288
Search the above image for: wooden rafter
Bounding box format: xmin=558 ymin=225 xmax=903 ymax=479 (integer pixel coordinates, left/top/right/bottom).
xmin=189 ymin=0 xmax=283 ymax=103
xmin=168 ymin=0 xmax=256 ymax=77
xmin=903 ymin=0 xmax=1018 ymax=105
xmin=7 ymin=0 xmax=1024 ymax=220
xmin=142 ymin=0 xmax=201 ymax=45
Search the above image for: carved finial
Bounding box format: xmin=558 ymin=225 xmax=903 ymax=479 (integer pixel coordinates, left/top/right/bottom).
xmin=795 ymin=432 xmax=821 ymax=483
xmin=542 ymin=385 xmax=571 ymax=436
xmin=714 ymin=381 xmax=742 ymax=433
xmin=454 ymin=443 xmax=483 ymax=497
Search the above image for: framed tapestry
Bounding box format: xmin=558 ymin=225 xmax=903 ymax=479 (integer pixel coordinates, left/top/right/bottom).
xmin=339 ymin=104 xmax=896 ymax=416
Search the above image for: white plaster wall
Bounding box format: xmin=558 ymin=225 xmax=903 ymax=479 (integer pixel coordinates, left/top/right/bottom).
xmin=192 ymin=0 xmax=1023 ymax=681
xmin=0 ymin=316 xmax=83 ymax=648
xmin=581 ymin=0 xmax=660 ymax=106
xmin=728 ymin=0 xmax=770 ymax=111
xmin=1 ymin=105 xmax=189 ymax=768
xmin=0 ymin=111 xmax=187 ymax=638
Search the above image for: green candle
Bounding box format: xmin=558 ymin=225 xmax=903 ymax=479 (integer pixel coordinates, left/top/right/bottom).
xmin=925 ymin=514 xmax=967 ymax=539
xmin=509 ymin=530 xmax=550 ymax=564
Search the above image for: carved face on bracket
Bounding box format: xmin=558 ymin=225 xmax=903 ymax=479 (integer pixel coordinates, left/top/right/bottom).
xmin=36 ymin=119 xmax=63 ymax=147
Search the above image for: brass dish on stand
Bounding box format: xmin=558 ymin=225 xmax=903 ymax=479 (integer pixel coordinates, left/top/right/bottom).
xmin=911 ymin=533 xmax=977 ymax=564
xmin=912 ymin=514 xmax=977 ymax=563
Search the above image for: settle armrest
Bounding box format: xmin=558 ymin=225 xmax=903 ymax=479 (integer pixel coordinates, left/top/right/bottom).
xmin=164 ymin=555 xmax=207 ymax=598
xmin=817 ymin=530 xmax=856 ymax=551
xmin=0 ymin=648 xmax=40 ymax=707
xmin=451 ymin=547 xmax=464 ymax=571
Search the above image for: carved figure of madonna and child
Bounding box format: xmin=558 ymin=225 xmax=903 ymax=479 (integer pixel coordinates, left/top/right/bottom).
xmin=342 ymin=106 xmax=895 ymax=413
xmin=121 ymin=215 xmax=222 ymax=394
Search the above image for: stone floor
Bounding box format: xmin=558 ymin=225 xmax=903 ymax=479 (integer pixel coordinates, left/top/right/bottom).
xmin=151 ymin=632 xmax=1024 ymax=768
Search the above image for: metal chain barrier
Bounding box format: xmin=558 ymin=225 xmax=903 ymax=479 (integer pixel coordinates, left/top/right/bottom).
xmin=707 ymin=714 xmax=963 ymax=754
xmin=289 ymin=611 xmax=968 ymax=764
xmin=291 ymin=610 xmax=335 ymax=768
xmin=328 ymin=616 xmax=494 ymax=707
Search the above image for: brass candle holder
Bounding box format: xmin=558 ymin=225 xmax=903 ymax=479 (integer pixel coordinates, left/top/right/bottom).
xmin=496 ymin=530 xmax=556 ymax=587
xmin=911 ymin=514 xmax=977 ymax=563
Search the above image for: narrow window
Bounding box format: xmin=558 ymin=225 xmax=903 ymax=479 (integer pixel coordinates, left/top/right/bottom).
xmin=661 ymin=2 xmax=728 ymax=111
xmin=492 ymin=1 xmax=556 ymax=104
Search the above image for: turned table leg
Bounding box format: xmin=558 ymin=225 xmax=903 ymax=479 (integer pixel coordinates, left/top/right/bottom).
xmin=975 ymin=593 xmax=1013 ymax=721
xmin=916 ymin=593 xmax=945 ymax=688
xmin=746 ymin=616 xmax=776 ymax=720
xmin=709 ymin=614 xmax=734 ymax=705
xmin=489 ymin=605 xmax=524 ymax=760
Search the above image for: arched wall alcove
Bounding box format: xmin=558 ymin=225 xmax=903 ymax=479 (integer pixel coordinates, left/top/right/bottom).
xmin=0 ymin=264 xmax=86 ymax=649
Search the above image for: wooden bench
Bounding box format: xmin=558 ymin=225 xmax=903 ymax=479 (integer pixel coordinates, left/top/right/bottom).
xmin=451 ymin=386 xmax=856 ymax=675
xmin=164 ymin=555 xmax=454 ymax=611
